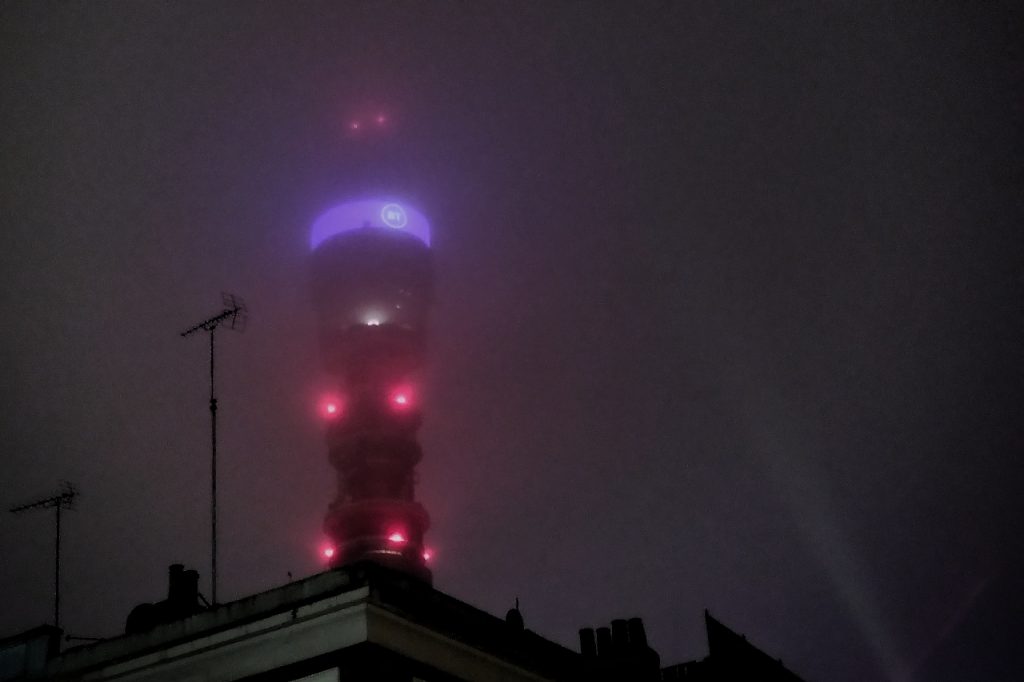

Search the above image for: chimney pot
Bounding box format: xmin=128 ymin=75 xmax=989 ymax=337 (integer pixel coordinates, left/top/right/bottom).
xmin=596 ymin=626 xmax=613 ymax=657
xmin=167 ymin=564 xmax=185 ymax=600
xmin=579 ymin=627 xmax=597 ymax=657
xmin=611 ymin=618 xmax=629 ymax=653
xmin=628 ymin=617 xmax=648 ymax=648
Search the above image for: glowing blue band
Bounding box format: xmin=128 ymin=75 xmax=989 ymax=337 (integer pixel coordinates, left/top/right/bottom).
xmin=310 ymin=199 xmax=430 ymax=250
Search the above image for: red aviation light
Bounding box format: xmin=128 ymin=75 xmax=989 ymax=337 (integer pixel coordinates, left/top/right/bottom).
xmin=422 ymin=548 xmax=434 ymax=562
xmin=389 ymin=386 xmax=414 ymax=411
xmin=387 ymin=531 xmax=407 ymax=545
xmin=321 ymin=545 xmax=336 ymax=560
xmin=320 ymin=395 xmax=344 ymax=420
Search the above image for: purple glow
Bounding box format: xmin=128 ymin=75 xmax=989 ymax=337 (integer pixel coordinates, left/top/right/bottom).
xmin=309 ymin=199 xmax=431 ymax=250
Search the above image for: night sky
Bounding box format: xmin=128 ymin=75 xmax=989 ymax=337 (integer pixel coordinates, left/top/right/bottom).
xmin=1 ymin=3 xmax=1022 ymax=681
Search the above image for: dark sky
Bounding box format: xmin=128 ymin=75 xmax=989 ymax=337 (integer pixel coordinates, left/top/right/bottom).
xmin=1 ymin=3 xmax=1021 ymax=680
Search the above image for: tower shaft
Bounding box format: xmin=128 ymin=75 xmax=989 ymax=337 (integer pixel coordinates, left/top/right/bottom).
xmin=310 ymin=207 xmax=433 ymax=582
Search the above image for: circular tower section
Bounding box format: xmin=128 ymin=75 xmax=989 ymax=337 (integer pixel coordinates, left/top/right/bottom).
xmin=309 ymin=198 xmax=432 ymax=582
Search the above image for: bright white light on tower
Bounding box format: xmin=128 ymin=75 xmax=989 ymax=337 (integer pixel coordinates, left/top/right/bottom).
xmin=366 ymin=318 xmax=381 ymax=326
xmin=387 ymin=531 xmax=407 ymax=544
xmin=322 ymin=546 xmax=335 ymax=559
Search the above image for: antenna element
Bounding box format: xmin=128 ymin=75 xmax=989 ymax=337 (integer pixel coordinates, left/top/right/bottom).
xmin=181 ymin=293 xmax=247 ymax=605
xmin=9 ymin=481 xmax=78 ymax=630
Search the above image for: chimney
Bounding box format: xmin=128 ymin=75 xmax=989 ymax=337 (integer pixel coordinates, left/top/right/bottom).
xmin=581 ymin=616 xmax=662 ymax=681
xmin=596 ymin=626 xmax=613 ymax=657
xmin=611 ymin=618 xmax=629 ymax=654
xmin=579 ymin=627 xmax=597 ymax=657
xmin=166 ymin=563 xmax=185 ymax=601
xmin=126 ymin=564 xmax=203 ymax=634
xmin=628 ymin=617 xmax=648 ymax=649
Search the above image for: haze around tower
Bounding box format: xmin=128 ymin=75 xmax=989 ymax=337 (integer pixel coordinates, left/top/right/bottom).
xmin=1 ymin=4 xmax=1021 ymax=682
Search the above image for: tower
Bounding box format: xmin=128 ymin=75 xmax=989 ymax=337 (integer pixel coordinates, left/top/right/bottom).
xmin=309 ymin=198 xmax=433 ymax=582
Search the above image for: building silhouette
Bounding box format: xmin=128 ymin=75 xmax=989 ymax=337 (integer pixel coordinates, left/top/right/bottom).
xmin=1 ymin=561 xmax=804 ymax=681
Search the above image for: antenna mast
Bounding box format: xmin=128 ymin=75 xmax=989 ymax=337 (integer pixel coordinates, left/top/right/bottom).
xmin=181 ymin=293 xmax=247 ymax=606
xmin=9 ymin=481 xmax=78 ymax=630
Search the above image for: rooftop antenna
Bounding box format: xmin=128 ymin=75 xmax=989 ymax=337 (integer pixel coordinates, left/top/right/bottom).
xmin=180 ymin=293 xmax=247 ymax=606
xmin=9 ymin=480 xmax=78 ymax=630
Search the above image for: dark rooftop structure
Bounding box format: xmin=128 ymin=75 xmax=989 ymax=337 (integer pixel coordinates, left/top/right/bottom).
xmin=1 ymin=561 xmax=804 ymax=681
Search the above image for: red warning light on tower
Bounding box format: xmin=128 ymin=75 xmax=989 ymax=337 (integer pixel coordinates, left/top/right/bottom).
xmin=342 ymin=109 xmax=394 ymax=139
xmin=387 ymin=531 xmax=407 ymax=545
xmin=320 ymin=395 xmax=344 ymax=419
xmin=389 ymin=386 xmax=414 ymax=411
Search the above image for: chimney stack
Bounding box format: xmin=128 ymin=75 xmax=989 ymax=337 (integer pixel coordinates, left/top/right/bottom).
xmin=581 ymin=616 xmax=661 ymax=681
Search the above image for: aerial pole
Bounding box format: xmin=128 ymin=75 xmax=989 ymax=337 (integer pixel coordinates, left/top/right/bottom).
xmin=9 ymin=481 xmax=78 ymax=630
xmin=181 ymin=293 xmax=247 ymax=606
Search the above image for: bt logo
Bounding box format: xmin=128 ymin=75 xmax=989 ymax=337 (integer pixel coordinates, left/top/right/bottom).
xmin=381 ymin=204 xmax=408 ymax=229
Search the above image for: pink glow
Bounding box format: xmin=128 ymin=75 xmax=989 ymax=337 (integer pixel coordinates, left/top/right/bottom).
xmin=389 ymin=386 xmax=413 ymax=410
xmin=387 ymin=531 xmax=407 ymax=544
xmin=322 ymin=546 xmax=335 ymax=559
xmin=375 ymin=114 xmax=387 ymax=124
xmin=320 ymin=395 xmax=343 ymax=419
xmin=422 ymin=548 xmax=433 ymax=561
xmin=349 ymin=120 xmax=361 ymax=130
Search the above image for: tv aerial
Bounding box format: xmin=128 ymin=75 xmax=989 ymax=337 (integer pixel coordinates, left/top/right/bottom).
xmin=181 ymin=293 xmax=247 ymax=605
xmin=9 ymin=481 xmax=78 ymax=630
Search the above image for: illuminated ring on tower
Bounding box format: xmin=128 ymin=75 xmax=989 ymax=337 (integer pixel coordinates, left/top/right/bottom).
xmin=309 ymin=198 xmax=431 ymax=249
